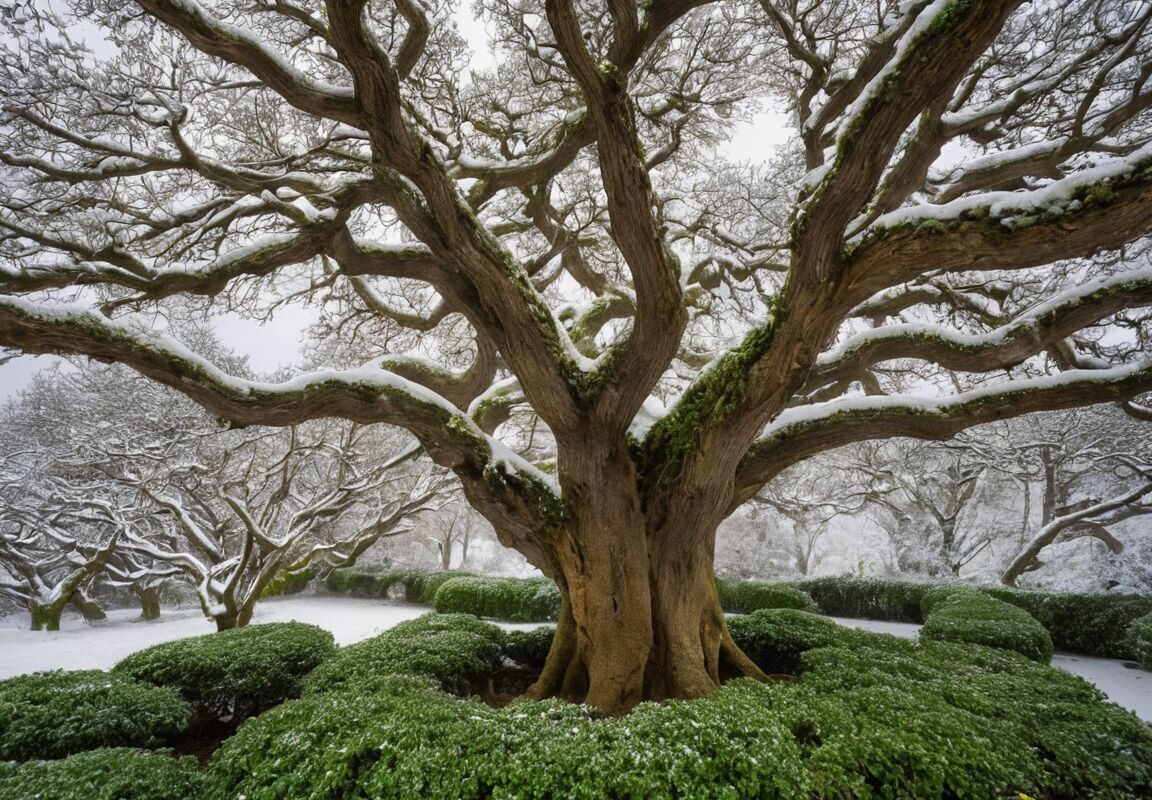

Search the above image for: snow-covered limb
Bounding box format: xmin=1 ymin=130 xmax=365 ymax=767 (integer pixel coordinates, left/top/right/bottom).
xmin=1001 ymin=476 xmax=1152 ymax=585
xmin=805 ymin=269 xmax=1152 ymax=399
xmin=734 ymin=361 xmax=1152 ymax=506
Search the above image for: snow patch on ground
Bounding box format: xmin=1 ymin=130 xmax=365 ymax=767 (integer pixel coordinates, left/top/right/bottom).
xmin=0 ymin=599 xmax=1145 ymax=723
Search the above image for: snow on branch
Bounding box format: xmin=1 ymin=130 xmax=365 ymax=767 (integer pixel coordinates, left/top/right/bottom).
xmin=806 ymin=269 xmax=1152 ymax=396
xmin=734 ymin=360 xmax=1152 ymax=506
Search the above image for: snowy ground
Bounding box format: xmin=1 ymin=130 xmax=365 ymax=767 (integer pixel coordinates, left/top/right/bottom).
xmin=0 ymin=598 xmax=1146 ymax=723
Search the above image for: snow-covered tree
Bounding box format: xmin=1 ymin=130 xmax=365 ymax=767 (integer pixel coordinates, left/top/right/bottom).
xmin=2 ymin=0 xmax=1152 ymax=711
xmin=121 ymin=420 xmax=447 ymax=629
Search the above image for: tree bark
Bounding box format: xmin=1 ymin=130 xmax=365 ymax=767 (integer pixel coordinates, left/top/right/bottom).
xmin=525 ymin=439 xmax=766 ymax=714
xmin=137 ymin=586 xmax=162 ymax=620
xmin=30 ymin=602 xmax=61 ymax=631
xmin=71 ymin=589 xmax=107 ymax=622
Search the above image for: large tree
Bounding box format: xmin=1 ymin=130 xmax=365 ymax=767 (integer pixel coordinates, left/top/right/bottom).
xmin=2 ymin=0 xmax=1152 ymax=712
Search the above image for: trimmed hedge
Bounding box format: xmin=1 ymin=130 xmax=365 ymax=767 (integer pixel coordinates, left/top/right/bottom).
xmin=325 ymin=567 xmax=474 ymax=604
xmin=986 ymin=589 xmax=1152 ymax=660
xmin=790 ymin=576 xmax=933 ymax=623
xmin=300 ymin=613 xmax=505 ymax=697
xmin=919 ymin=585 xmax=987 ymax=619
xmin=715 ymin=580 xmax=820 ymax=614
xmin=0 ymin=670 xmax=189 ymax=761
xmin=720 ymin=577 xmax=1152 ymax=660
xmin=504 ymin=626 xmax=556 ymax=669
xmin=727 ymin=609 xmax=862 ymax=674
xmin=210 ymin=627 xmax=1152 ymax=799
xmin=1128 ymin=612 xmax=1152 ymax=671
xmin=0 ymin=748 xmax=206 ymax=800
xmin=433 ymin=575 xmax=561 ymax=622
xmin=113 ymin=622 xmax=336 ymax=719
xmin=920 ymin=593 xmax=1054 ymax=663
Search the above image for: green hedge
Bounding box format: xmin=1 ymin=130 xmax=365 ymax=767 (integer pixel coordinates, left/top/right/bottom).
xmin=1128 ymin=612 xmax=1152 ymax=671
xmin=433 ymin=576 xmax=562 ymax=622
xmin=504 ymin=626 xmax=556 ymax=669
xmin=715 ymin=580 xmax=820 ymax=614
xmin=985 ymin=589 xmax=1152 ymax=659
xmin=790 ymin=576 xmax=933 ymax=623
xmin=722 ymin=577 xmax=1151 ymax=660
xmin=325 ymin=567 xmax=474 ymax=604
xmin=920 ymin=593 xmax=1054 ymax=663
xmin=727 ymin=609 xmax=866 ymax=675
xmin=0 ymin=748 xmax=206 ymax=800
xmin=113 ymin=622 xmax=336 ymax=720
xmin=0 ymin=671 xmax=189 ymax=761
xmin=300 ymin=613 xmax=505 ymax=697
xmin=210 ymin=628 xmax=1152 ymax=799
xmin=919 ymin=585 xmax=987 ymax=619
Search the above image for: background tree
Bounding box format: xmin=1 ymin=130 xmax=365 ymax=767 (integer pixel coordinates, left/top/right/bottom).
xmin=2 ymin=0 xmax=1152 ymax=712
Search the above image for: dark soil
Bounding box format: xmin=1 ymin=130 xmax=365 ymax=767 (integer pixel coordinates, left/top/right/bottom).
xmin=167 ymin=717 xmax=242 ymax=766
xmin=482 ymin=664 xmax=541 ymax=708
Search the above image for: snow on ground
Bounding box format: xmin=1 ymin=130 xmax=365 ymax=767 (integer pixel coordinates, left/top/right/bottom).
xmin=0 ymin=598 xmax=1146 ymax=723
xmin=831 ymin=616 xmax=1152 ymax=723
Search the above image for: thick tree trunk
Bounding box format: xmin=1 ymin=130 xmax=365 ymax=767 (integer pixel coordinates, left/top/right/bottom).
xmin=30 ymin=601 xmax=62 ymax=631
xmin=137 ymin=586 xmax=162 ymax=620
xmin=524 ymin=439 xmax=765 ymax=714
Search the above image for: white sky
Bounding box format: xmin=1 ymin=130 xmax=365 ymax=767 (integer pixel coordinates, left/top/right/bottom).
xmin=0 ymin=6 xmax=791 ymax=401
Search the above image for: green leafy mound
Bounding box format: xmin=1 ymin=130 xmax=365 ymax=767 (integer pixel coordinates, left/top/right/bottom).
xmin=764 ymin=576 xmax=1151 ymax=658
xmin=985 ymin=589 xmax=1152 ymax=659
xmin=1128 ymin=611 xmax=1152 ymax=671
xmin=920 ymin=593 xmax=1054 ymax=663
xmin=727 ymin=609 xmax=866 ymax=674
xmin=503 ymin=626 xmax=556 ymax=669
xmin=715 ymin=580 xmax=820 ymax=614
xmin=325 ymin=567 xmax=474 ymax=604
xmin=112 ymin=622 xmax=336 ymax=719
xmin=300 ymin=613 xmax=506 ymax=697
xmin=0 ymin=748 xmax=206 ymax=800
xmin=209 ymin=633 xmax=1152 ymax=800
xmin=791 ymin=576 xmax=933 ymax=623
xmin=919 ymin=585 xmax=987 ymax=619
xmin=0 ymin=670 xmax=189 ymax=761
xmin=433 ymin=575 xmax=562 ymax=622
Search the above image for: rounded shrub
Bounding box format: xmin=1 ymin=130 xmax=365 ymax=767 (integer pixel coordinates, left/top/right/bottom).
xmin=301 ymin=613 xmax=505 ymax=697
xmin=0 ymin=748 xmax=206 ymax=800
xmin=433 ymin=575 xmax=561 ymax=622
xmin=794 ymin=576 xmax=933 ymax=622
xmin=988 ymin=590 xmax=1152 ymax=659
xmin=919 ymin=584 xmax=987 ymax=619
xmin=1127 ymin=611 xmax=1152 ymax=671
xmin=727 ymin=609 xmax=852 ymax=674
xmin=920 ymin=593 xmax=1054 ymax=663
xmin=504 ymin=626 xmax=556 ymax=669
xmin=113 ymin=621 xmax=336 ymax=719
xmin=717 ymin=581 xmax=820 ymax=614
xmin=0 ymin=670 xmax=189 ymax=761
xmin=210 ymin=632 xmax=1152 ymax=800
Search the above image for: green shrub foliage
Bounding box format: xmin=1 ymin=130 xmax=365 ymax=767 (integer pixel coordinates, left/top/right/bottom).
xmin=300 ymin=613 xmax=505 ymax=697
xmin=919 ymin=585 xmax=987 ymax=619
xmin=715 ymin=581 xmax=820 ymax=614
xmin=727 ymin=609 xmax=857 ymax=674
xmin=503 ymin=626 xmax=556 ymax=669
xmin=433 ymin=575 xmax=562 ymax=622
xmin=791 ymin=576 xmax=933 ymax=622
xmin=113 ymin=622 xmax=336 ymax=719
xmin=0 ymin=748 xmax=207 ymax=800
xmin=920 ymin=593 xmax=1054 ymax=663
xmin=210 ymin=631 xmax=1152 ymax=799
xmin=985 ymin=588 xmax=1152 ymax=659
xmin=0 ymin=670 xmax=189 ymax=761
xmin=722 ymin=577 xmax=1150 ymax=659
xmin=1128 ymin=611 xmax=1152 ymax=671
xmin=325 ymin=567 xmax=474 ymax=603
